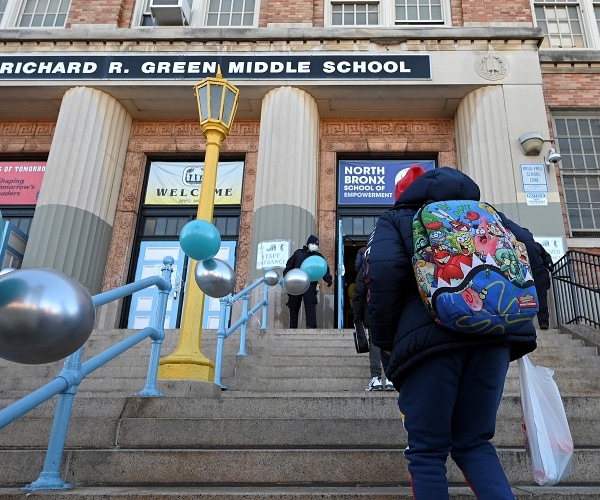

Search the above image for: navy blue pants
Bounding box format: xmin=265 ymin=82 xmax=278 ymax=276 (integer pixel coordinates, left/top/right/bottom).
xmin=397 ymin=345 xmax=514 ymax=499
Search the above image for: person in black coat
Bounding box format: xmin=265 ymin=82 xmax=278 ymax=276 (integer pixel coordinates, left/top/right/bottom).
xmin=533 ymin=242 xmax=554 ymax=329
xmin=283 ymin=235 xmax=333 ymax=328
xmin=366 ymin=166 xmax=539 ymax=499
xmin=352 ymin=263 xmax=393 ymax=391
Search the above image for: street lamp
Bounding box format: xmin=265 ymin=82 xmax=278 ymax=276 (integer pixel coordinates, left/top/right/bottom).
xmin=158 ymin=67 xmax=240 ymax=381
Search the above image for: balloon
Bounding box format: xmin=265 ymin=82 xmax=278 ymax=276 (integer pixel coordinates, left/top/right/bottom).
xmin=0 ymin=268 xmax=96 ymax=364
xmin=283 ymin=268 xmax=310 ymax=295
xmin=300 ymin=255 xmax=327 ymax=281
xmin=263 ymin=269 xmax=280 ymax=286
xmin=195 ymin=258 xmax=235 ymax=298
xmin=179 ymin=220 xmax=221 ymax=261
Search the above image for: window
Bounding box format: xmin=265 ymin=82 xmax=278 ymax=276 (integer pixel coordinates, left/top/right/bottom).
xmin=332 ymin=2 xmax=379 ymax=26
xmin=138 ymin=0 xmax=258 ymax=28
xmin=553 ymin=115 xmax=600 ymax=236
xmin=0 ymin=0 xmax=8 ymax=23
xmin=340 ymin=215 xmax=379 ymax=237
xmin=140 ymin=0 xmax=154 ymax=26
xmin=141 ymin=212 xmax=239 ymax=238
xmin=328 ymin=0 xmax=448 ymax=27
xmin=206 ymin=0 xmax=255 ymax=26
xmin=534 ymin=0 xmax=600 ymax=48
xmin=17 ymin=0 xmax=70 ymax=28
xmin=395 ymin=0 xmax=443 ymax=25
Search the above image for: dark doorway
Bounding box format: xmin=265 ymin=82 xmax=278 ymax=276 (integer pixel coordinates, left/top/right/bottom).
xmin=343 ymin=238 xmax=368 ymax=328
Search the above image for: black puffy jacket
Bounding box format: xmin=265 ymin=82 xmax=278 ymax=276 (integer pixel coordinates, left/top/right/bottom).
xmin=283 ymin=246 xmax=333 ymax=285
xmin=366 ymin=167 xmax=538 ymax=388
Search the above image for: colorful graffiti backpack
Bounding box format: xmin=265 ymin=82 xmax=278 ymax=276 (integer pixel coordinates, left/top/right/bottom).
xmin=411 ymin=199 xmax=539 ymax=334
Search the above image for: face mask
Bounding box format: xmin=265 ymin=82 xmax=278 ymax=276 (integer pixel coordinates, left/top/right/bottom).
xmin=308 ymin=244 xmax=318 ymax=252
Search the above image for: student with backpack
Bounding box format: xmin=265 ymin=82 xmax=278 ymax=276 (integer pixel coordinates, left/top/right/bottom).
xmin=366 ymin=166 xmax=540 ymax=499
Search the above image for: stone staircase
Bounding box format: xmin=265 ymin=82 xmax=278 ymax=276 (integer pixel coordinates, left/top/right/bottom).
xmin=0 ymin=325 xmax=599 ymax=498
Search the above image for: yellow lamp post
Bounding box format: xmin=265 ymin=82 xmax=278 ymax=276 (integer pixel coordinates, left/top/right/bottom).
xmin=158 ymin=68 xmax=239 ymax=381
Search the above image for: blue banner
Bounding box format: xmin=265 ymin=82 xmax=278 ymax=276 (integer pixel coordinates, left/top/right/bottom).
xmin=338 ymin=159 xmax=435 ymax=206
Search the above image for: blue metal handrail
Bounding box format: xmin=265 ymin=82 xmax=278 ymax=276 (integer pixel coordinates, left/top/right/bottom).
xmin=213 ymin=275 xmax=273 ymax=389
xmin=0 ymin=256 xmax=174 ymax=491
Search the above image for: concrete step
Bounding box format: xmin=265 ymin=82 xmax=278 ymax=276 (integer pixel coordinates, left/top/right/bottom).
xmin=1 ymin=325 xmax=598 ymax=496
xmin=1 ymin=485 xmax=600 ymax=499
xmin=1 ymin=326 xmax=598 ymax=397
xmin=1 ymin=447 xmax=598 ymax=487
xmin=1 ymin=393 xmax=598 ymax=449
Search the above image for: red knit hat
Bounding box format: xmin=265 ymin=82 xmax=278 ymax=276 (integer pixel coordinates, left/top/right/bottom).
xmin=394 ymin=165 xmax=427 ymax=201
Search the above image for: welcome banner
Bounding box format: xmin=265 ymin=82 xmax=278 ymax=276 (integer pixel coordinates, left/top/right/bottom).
xmin=144 ymin=161 xmax=244 ymax=206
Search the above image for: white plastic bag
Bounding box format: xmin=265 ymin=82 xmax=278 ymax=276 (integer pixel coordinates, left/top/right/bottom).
xmin=518 ymin=354 xmax=574 ymax=485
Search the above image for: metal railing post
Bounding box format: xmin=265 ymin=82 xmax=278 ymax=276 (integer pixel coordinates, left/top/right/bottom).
xmin=261 ymin=282 xmax=269 ymax=328
xmin=137 ymin=256 xmax=173 ymax=397
xmin=237 ymin=294 xmax=250 ymax=356
xmin=211 ymin=274 xmax=276 ymax=388
xmin=567 ymin=254 xmax=581 ymax=324
xmin=0 ymin=256 xmax=176 ymax=491
xmin=213 ymin=296 xmax=231 ymax=389
xmin=24 ymin=350 xmax=85 ymax=490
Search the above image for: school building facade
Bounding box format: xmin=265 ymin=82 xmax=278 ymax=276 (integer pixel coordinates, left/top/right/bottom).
xmin=0 ymin=0 xmax=598 ymax=330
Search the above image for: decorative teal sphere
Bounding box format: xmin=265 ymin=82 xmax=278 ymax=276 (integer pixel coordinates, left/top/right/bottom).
xmin=300 ymin=255 xmax=328 ymax=282
xmin=0 ymin=268 xmax=96 ymax=365
xmin=179 ymin=220 xmax=221 ymax=261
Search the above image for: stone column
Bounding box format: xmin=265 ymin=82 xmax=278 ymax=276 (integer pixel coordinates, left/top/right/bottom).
xmin=249 ymin=86 xmax=321 ymax=328
xmin=22 ymin=86 xmax=132 ymax=294
xmin=455 ymin=84 xmax=565 ymax=236
xmin=455 ymin=85 xmax=515 ymax=206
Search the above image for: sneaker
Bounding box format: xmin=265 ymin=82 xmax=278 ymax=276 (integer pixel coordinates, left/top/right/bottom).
xmin=540 ymin=323 xmax=549 ymax=330
xmin=384 ymin=380 xmax=395 ymax=391
xmin=366 ymin=377 xmax=383 ymax=391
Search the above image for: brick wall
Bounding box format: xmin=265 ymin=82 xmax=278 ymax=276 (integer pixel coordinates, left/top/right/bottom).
xmin=259 ymin=0 xmax=317 ymax=26
xmin=68 ymin=0 xmax=124 ymax=26
xmin=118 ymin=0 xmax=136 ymax=28
xmin=543 ymin=73 xmax=600 ymax=107
xmin=461 ymin=0 xmax=533 ymax=24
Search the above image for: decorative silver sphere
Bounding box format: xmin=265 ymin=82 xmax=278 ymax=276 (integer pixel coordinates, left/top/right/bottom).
xmin=0 ymin=268 xmax=96 ymax=365
xmin=263 ymin=269 xmax=280 ymax=286
xmin=283 ymin=268 xmax=311 ymax=295
xmin=194 ymin=258 xmax=236 ymax=298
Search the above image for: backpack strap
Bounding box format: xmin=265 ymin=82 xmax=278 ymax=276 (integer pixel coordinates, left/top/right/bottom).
xmin=392 ymin=202 xmax=426 ymax=211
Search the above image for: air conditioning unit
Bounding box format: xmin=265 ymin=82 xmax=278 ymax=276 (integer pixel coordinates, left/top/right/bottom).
xmin=150 ymin=0 xmax=192 ymax=26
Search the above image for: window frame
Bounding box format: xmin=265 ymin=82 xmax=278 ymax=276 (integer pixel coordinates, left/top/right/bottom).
xmin=552 ymin=112 xmax=600 ymax=237
xmin=0 ymin=0 xmax=71 ymax=29
xmin=0 ymin=0 xmax=8 ymax=24
xmin=325 ymin=0 xmax=451 ymax=27
xmin=135 ymin=0 xmax=260 ymax=28
xmin=534 ymin=0 xmax=600 ymax=49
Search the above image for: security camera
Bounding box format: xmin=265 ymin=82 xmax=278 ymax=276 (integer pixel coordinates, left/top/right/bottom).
xmin=546 ymin=148 xmax=562 ymax=164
